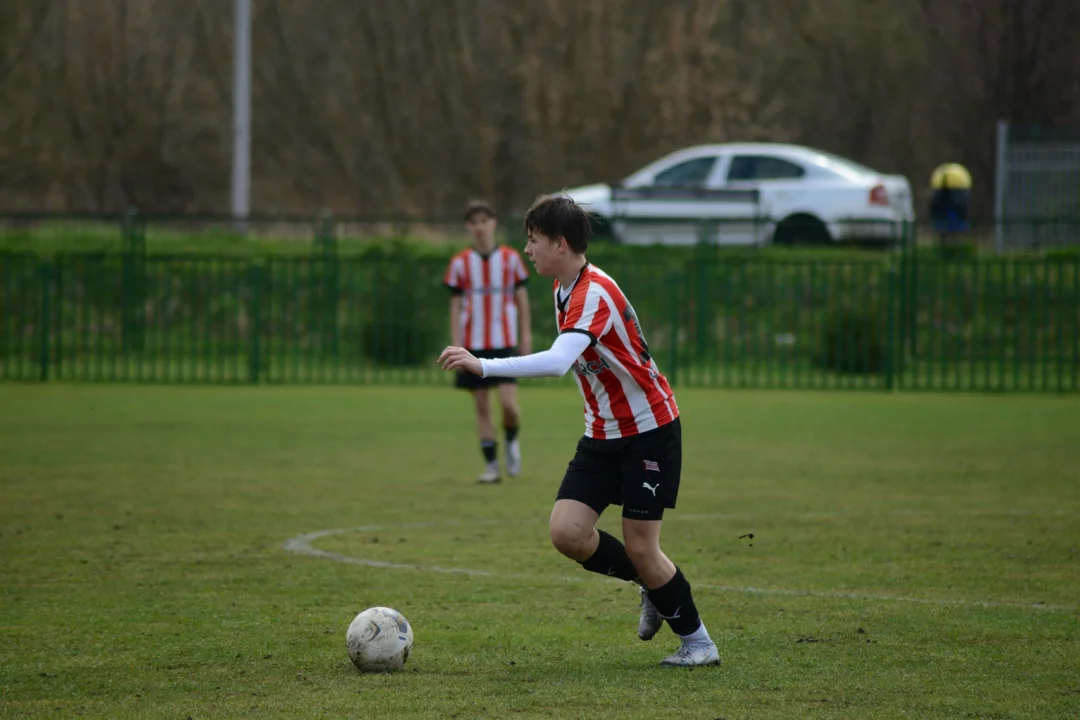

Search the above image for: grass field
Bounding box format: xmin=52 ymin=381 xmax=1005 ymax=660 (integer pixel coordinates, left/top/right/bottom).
xmin=1 ymin=384 xmax=1079 ymax=719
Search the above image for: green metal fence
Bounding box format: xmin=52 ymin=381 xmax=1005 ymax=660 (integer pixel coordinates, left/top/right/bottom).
xmin=2 ymin=250 xmax=1078 ymax=392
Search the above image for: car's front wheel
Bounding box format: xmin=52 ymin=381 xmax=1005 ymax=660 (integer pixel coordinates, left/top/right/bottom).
xmin=772 ymin=214 xmax=833 ymax=246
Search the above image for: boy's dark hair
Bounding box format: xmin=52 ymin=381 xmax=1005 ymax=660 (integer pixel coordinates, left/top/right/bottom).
xmin=464 ymin=199 xmax=497 ymax=222
xmin=523 ymin=194 xmax=592 ymax=254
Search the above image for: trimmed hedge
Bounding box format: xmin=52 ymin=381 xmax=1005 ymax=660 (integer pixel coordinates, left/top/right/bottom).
xmin=814 ymin=309 xmax=887 ymax=375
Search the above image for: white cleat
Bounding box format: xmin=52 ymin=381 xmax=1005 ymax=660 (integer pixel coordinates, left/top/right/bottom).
xmin=638 ymin=586 xmax=663 ymax=641
xmin=477 ymin=462 xmax=501 ymax=484
xmin=660 ymin=641 xmax=721 ymax=668
xmin=506 ymin=439 xmax=522 ymax=478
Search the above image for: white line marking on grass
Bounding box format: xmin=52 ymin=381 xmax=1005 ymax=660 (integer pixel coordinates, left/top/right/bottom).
xmin=675 ymin=509 xmax=1079 ymax=521
xmin=283 ymin=522 xmax=550 ymax=581
xmin=284 ymin=518 xmax=1077 ymax=613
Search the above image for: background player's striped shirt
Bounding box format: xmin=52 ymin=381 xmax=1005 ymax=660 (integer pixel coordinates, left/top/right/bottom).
xmin=445 ymin=246 xmax=530 ymax=351
xmin=555 ymin=264 xmax=678 ymax=439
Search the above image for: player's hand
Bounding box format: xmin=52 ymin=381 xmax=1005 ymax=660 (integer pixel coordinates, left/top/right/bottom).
xmin=518 ymin=338 xmax=532 ymax=356
xmin=438 ymin=346 xmax=482 ymax=376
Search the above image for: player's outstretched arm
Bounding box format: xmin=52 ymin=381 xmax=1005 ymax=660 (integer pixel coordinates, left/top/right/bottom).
xmin=439 ymin=332 xmax=590 ymax=378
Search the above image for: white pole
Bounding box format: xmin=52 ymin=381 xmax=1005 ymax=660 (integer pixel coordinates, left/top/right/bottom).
xmin=231 ymin=0 xmax=252 ymax=233
xmin=993 ymin=119 xmax=1008 ymax=253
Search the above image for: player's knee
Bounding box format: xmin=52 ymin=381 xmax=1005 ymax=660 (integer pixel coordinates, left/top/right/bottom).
xmin=623 ymin=534 xmax=661 ymax=567
xmin=498 ymin=388 xmax=519 ymax=416
xmin=473 ymin=391 xmax=491 ymax=416
xmin=549 ymin=521 xmax=590 ymax=559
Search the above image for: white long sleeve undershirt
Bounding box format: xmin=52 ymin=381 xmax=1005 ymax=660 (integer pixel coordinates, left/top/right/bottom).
xmin=479 ymin=332 xmax=592 ymax=379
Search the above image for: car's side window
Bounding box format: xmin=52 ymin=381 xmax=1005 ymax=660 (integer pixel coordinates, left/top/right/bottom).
xmin=727 ymin=155 xmax=806 ymax=182
xmin=653 ymin=156 xmax=717 ymax=187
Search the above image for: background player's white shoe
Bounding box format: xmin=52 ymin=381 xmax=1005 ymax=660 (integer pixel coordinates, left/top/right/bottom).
xmin=659 ymin=641 xmax=721 ymax=667
xmin=477 ymin=461 xmax=500 ymax=484
xmin=638 ymin=586 xmax=663 ymax=641
xmin=506 ymin=439 xmax=522 ymax=477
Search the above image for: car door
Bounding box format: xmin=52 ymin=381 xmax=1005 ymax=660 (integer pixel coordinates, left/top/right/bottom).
xmin=722 ymin=154 xmax=808 ymax=243
xmin=610 ymin=155 xmax=759 ymax=245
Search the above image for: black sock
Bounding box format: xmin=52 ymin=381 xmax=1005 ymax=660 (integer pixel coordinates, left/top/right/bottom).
xmin=578 ymin=530 xmax=638 ymax=582
xmin=646 ymin=567 xmax=702 ymax=636
xmin=480 ymin=440 xmax=497 ymax=463
xmin=504 ymin=425 xmax=519 ymax=444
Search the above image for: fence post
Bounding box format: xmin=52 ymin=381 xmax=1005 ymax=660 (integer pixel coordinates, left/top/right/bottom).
xmin=316 ymin=209 xmax=339 ymax=360
xmin=897 ymin=218 xmax=917 ymax=366
xmin=667 ymin=269 xmax=680 ymax=386
xmin=247 ymin=261 xmax=264 ymax=384
xmin=121 ymin=207 xmax=147 ymax=354
xmin=884 ymin=261 xmax=897 ymax=391
xmin=38 ymin=259 xmax=53 ymax=382
xmin=693 ymin=227 xmax=712 ymax=363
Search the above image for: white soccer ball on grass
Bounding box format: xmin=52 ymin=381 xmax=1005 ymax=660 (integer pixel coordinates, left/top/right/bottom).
xmin=346 ymin=606 xmax=414 ymax=672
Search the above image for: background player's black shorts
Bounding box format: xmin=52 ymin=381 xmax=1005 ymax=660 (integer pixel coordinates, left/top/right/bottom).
xmin=455 ymin=347 xmax=518 ymax=390
xmin=556 ymin=417 xmax=682 ymax=521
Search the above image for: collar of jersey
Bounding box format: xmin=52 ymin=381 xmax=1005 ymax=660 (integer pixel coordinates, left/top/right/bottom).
xmin=470 ymin=246 xmax=497 ymax=260
xmin=557 ymin=262 xmax=590 ymax=311
xmin=559 ymin=262 xmax=590 ymax=294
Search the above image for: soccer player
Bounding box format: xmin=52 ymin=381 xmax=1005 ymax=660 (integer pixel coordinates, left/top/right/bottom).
xmin=444 ymin=200 xmax=532 ymax=484
xmin=438 ymin=195 xmax=720 ymax=667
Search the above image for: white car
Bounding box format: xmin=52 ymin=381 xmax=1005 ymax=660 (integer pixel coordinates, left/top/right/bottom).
xmin=561 ymin=143 xmax=915 ymax=246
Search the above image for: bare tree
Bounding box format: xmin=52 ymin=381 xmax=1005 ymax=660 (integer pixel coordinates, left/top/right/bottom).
xmin=0 ymin=0 xmax=1077 ymax=216
xmin=914 ymin=0 xmax=1080 ymax=210
xmin=0 ymin=1 xmax=57 ymax=205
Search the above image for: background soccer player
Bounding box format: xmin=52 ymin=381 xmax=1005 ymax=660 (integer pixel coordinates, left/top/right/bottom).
xmin=438 ymin=195 xmax=720 ymax=667
xmin=444 ymin=200 xmax=532 ymax=483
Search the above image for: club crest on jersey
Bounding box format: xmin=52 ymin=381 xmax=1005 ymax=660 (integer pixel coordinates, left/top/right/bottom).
xmin=572 ymin=357 xmax=611 ymax=377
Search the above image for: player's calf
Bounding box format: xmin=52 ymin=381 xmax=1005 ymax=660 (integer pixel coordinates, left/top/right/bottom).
xmin=471 ymin=389 xmax=501 ymax=483
xmin=498 ymin=386 xmax=522 ymax=478
xmin=623 ymin=535 xmax=669 ymax=642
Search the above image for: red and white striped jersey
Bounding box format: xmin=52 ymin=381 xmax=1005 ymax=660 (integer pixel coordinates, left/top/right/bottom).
xmin=555 ymin=264 xmax=679 ymax=439
xmin=445 ymin=246 xmax=530 ymax=350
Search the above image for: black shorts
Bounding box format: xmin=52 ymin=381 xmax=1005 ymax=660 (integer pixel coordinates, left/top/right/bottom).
xmin=556 ymin=417 xmax=682 ymax=521
xmin=455 ymin=347 xmax=518 ymax=391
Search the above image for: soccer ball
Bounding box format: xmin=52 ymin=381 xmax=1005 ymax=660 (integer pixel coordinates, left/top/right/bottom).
xmin=346 ymin=606 xmax=414 ymax=672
